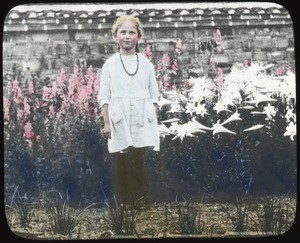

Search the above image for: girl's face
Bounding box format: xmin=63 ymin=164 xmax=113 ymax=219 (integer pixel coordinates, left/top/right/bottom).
xmin=115 ymin=20 xmax=140 ymax=54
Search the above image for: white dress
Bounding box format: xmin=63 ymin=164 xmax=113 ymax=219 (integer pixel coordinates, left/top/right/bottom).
xmin=98 ymin=52 xmax=160 ymax=153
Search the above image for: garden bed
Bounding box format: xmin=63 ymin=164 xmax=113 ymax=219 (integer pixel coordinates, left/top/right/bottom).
xmin=6 ymin=196 xmax=296 ymax=240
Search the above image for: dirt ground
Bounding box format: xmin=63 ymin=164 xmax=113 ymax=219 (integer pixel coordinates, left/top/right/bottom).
xmin=6 ymin=197 xmax=297 ymax=240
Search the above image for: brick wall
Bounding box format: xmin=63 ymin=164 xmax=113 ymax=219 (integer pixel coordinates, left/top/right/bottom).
xmin=2 ymin=4 xmax=295 ymax=92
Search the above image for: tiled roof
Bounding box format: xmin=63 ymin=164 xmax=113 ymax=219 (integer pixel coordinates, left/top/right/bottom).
xmin=4 ymin=5 xmax=292 ymax=32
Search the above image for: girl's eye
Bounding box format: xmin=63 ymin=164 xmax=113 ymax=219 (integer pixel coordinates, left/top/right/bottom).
xmin=118 ymin=30 xmax=137 ymax=36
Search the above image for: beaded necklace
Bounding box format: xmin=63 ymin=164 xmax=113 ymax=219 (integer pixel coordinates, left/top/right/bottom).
xmin=119 ymin=53 xmax=139 ymax=76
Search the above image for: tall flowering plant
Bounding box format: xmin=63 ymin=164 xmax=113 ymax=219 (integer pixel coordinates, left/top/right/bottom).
xmin=214 ymin=29 xmax=222 ymax=53
xmin=207 ymin=29 xmax=224 ymax=89
xmin=4 ymin=66 xmax=101 ymax=150
xmin=151 ymin=38 xmax=189 ymax=92
xmin=3 ymin=66 xmax=106 ymax=201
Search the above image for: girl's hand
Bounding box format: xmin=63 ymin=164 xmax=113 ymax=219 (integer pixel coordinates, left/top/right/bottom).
xmin=101 ymin=104 xmax=111 ymax=139
xmin=102 ymin=122 xmax=111 ymax=139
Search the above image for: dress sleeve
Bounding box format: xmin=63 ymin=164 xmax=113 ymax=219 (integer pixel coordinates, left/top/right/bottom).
xmin=97 ymin=61 xmax=111 ymax=107
xmin=148 ymin=62 xmax=160 ymax=104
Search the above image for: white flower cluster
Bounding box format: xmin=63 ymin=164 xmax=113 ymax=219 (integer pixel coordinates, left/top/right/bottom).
xmin=158 ymin=63 xmax=296 ymax=141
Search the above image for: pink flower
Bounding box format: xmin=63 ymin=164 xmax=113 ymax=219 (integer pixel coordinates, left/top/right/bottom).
xmin=162 ymin=74 xmax=170 ymax=90
xmin=217 ymin=68 xmax=223 ymax=88
xmin=67 ymin=68 xmax=82 ymax=103
xmin=49 ymin=82 xmax=58 ymax=99
xmin=175 ymin=38 xmax=182 ymax=54
xmin=16 ymin=87 xmax=23 ymax=104
xmin=51 ymin=69 xmax=67 ymax=98
xmin=24 ymin=122 xmax=33 ymax=139
xmin=3 ymin=96 xmax=10 ymax=123
xmin=93 ymin=71 xmax=101 ymax=95
xmin=161 ymin=54 xmax=169 ymax=66
xmin=28 ymin=80 xmax=34 ymax=96
xmin=183 ymin=80 xmax=192 ymax=89
xmin=276 ymin=68 xmax=282 ymax=76
xmin=48 ymin=104 xmax=55 ymax=119
xmin=85 ymin=66 xmax=95 ymax=88
xmin=56 ymin=68 xmax=67 ymax=87
xmin=12 ymin=80 xmax=23 ymax=104
xmin=171 ymin=61 xmax=178 ymax=71
xmin=156 ymin=64 xmax=162 ymax=71
xmin=83 ymin=102 xmax=89 ymax=112
xmin=42 ymin=86 xmax=51 ymax=101
xmin=243 ymin=60 xmax=249 ymax=68
xmin=176 ymin=38 xmax=182 ymax=50
xmin=23 ymin=98 xmax=31 ymax=119
xmin=286 ymin=66 xmax=291 ymax=74
xmin=163 ymin=74 xmax=169 ymax=83
xmin=77 ymin=86 xmax=90 ymax=106
xmin=12 ymin=80 xmax=19 ymax=93
xmin=67 ymin=82 xmax=75 ymax=102
xmin=163 ymin=81 xmax=170 ymax=90
xmin=58 ymin=103 xmax=66 ymax=117
xmin=215 ymin=29 xmax=222 ymax=46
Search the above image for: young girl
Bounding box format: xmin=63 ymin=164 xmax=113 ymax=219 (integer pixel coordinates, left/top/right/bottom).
xmin=98 ymin=15 xmax=160 ymax=205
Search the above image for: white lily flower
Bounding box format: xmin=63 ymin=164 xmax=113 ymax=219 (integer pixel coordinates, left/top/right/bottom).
xmin=194 ymin=103 xmax=209 ymax=117
xmin=263 ymin=104 xmax=277 ymax=120
xmin=246 ymin=92 xmax=277 ymax=106
xmin=285 ymin=107 xmax=296 ymax=122
xmin=213 ymin=101 xmax=232 ymax=114
xmin=167 ymin=103 xmax=182 ymax=113
xmin=159 ymin=124 xmax=175 ymax=138
xmin=160 ymin=118 xmax=181 ymax=123
xmin=172 ymin=122 xmax=206 ymax=141
xmin=284 ymin=122 xmax=296 ymax=141
xmin=212 ymin=120 xmax=236 ymax=135
xmin=190 ymin=117 xmax=212 ymax=130
xmin=221 ymin=111 xmax=242 ymax=125
xmin=243 ymin=124 xmax=264 ymax=132
xmin=158 ymin=97 xmax=179 ymax=107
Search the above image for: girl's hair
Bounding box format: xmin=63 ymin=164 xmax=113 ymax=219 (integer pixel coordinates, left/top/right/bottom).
xmin=111 ymin=15 xmax=143 ymax=38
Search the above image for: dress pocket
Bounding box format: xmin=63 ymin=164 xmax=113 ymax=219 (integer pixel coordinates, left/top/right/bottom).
xmin=109 ymin=104 xmax=123 ymax=125
xmin=145 ymin=102 xmax=157 ymax=123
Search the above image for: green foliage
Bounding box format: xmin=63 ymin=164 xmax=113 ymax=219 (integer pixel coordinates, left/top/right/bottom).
xmin=5 ymin=186 xmax=35 ymax=228
xmin=176 ymin=201 xmax=204 ymax=234
xmin=257 ymin=194 xmax=292 ymax=235
xmin=43 ymin=191 xmax=97 ymax=238
xmin=103 ymin=198 xmax=140 ymax=236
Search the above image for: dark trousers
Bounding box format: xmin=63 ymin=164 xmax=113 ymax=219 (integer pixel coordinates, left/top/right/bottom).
xmin=112 ymin=147 xmax=149 ymax=205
